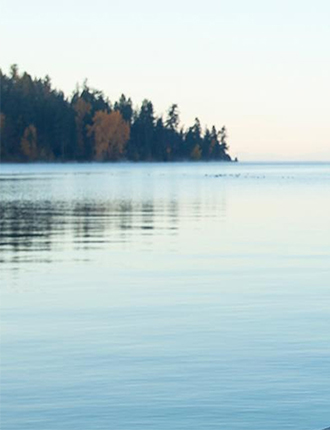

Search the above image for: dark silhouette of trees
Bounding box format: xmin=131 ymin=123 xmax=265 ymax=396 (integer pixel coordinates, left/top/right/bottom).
xmin=0 ymin=65 xmax=232 ymax=162
xmin=114 ymin=94 xmax=133 ymax=123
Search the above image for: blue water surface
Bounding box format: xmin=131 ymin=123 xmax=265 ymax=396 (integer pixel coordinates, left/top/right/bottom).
xmin=1 ymin=162 xmax=330 ymax=430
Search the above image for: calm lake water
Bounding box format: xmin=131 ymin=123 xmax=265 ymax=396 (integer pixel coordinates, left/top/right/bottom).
xmin=1 ymin=162 xmax=330 ymax=430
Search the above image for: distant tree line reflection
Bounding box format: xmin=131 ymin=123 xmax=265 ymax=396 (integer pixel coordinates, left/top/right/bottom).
xmin=0 ymin=199 xmax=180 ymax=257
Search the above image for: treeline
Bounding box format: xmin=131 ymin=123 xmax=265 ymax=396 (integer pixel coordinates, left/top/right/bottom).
xmin=0 ymin=65 xmax=232 ymax=162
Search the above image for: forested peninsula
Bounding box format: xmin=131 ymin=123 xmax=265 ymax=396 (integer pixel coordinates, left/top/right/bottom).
xmin=0 ymin=65 xmax=232 ymax=163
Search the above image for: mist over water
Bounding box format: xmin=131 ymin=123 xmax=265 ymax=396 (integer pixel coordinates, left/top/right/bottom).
xmin=1 ymin=162 xmax=330 ymax=430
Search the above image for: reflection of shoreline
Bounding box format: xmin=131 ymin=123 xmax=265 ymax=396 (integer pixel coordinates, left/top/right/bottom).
xmin=0 ymin=199 xmax=181 ymax=258
xmin=0 ymin=165 xmax=229 ymax=266
xmin=0 ymin=192 xmax=228 ymax=264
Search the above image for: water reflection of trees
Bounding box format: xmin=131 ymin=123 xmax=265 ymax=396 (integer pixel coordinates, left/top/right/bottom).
xmin=0 ymin=199 xmax=179 ymax=259
xmin=0 ymin=186 xmax=228 ymax=266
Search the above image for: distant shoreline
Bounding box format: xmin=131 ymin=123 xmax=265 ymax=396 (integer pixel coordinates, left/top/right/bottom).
xmin=1 ymin=66 xmax=232 ymax=163
xmin=0 ymin=158 xmax=236 ymax=165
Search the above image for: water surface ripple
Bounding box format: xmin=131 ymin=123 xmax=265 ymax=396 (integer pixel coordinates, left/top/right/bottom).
xmin=1 ymin=162 xmax=330 ymax=430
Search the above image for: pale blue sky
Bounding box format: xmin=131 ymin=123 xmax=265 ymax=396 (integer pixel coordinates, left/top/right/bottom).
xmin=1 ymin=0 xmax=329 ymax=160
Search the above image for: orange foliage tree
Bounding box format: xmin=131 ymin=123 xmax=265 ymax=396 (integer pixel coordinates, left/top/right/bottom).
xmin=88 ymin=110 xmax=130 ymax=161
xmin=21 ymin=124 xmax=38 ymax=160
xmin=191 ymin=144 xmax=202 ymax=160
xmin=0 ymin=112 xmax=5 ymax=130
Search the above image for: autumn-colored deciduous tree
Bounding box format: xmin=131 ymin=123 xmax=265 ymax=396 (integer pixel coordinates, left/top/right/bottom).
xmin=191 ymin=144 xmax=202 ymax=160
xmin=0 ymin=112 xmax=5 ymax=130
xmin=21 ymin=125 xmax=38 ymax=160
xmin=0 ymin=113 xmax=5 ymax=158
xmin=88 ymin=111 xmax=130 ymax=161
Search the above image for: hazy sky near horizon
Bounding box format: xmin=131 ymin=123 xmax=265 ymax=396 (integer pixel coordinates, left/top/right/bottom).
xmin=1 ymin=0 xmax=329 ymax=160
